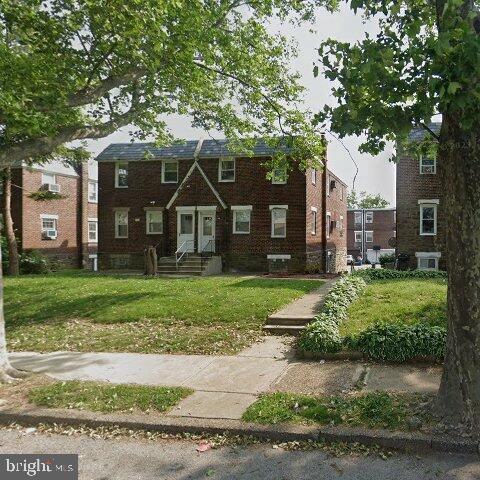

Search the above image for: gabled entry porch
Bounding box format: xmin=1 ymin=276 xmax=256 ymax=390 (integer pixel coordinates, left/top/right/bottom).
xmin=176 ymin=206 xmax=217 ymax=255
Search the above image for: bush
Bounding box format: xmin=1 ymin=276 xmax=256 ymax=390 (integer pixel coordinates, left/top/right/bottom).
xmin=349 ymin=322 xmax=446 ymax=362
xmin=352 ymin=268 xmax=447 ymax=282
xmin=298 ymin=275 xmax=366 ymax=353
xmin=20 ymin=250 xmax=51 ymax=274
xmin=379 ymin=253 xmax=396 ymax=267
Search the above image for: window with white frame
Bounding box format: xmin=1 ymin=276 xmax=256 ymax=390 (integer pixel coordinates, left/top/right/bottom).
xmin=270 ymin=206 xmax=287 ymax=238
xmin=114 ymin=210 xmax=128 ymax=238
xmin=326 ymin=176 xmax=330 ymax=196
xmin=145 ymin=209 xmax=163 ymax=234
xmin=115 ymin=162 xmax=128 ymax=188
xmin=272 ymin=167 xmax=287 ymax=184
xmin=232 ymin=206 xmax=251 ymax=234
xmin=326 ymin=213 xmax=331 ymax=238
xmin=416 ymin=252 xmax=441 ymax=270
xmin=88 ymin=181 xmax=98 ymax=203
xmin=354 ymin=231 xmax=362 ymax=243
xmin=339 ymin=215 xmax=344 ymax=234
xmin=311 ymin=207 xmax=317 ymax=235
xmin=419 ymin=203 xmax=437 ymax=235
xmin=365 ymin=211 xmax=373 ymax=223
xmin=162 ymin=161 xmax=178 ymax=183
xmin=41 ymin=172 xmax=56 ymax=186
xmin=88 ymin=219 xmax=98 ymax=242
xmin=311 ymin=169 xmax=317 ymax=185
xmin=218 ymin=158 xmax=235 ymax=182
xmin=354 ymin=211 xmax=362 ymax=224
xmin=420 ymin=156 xmax=436 ymax=174
xmin=41 ymin=215 xmax=57 ymax=238
xmin=365 ymin=231 xmax=373 ymax=242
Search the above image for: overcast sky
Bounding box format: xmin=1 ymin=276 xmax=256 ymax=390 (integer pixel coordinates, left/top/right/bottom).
xmin=86 ymin=4 xmax=396 ymax=205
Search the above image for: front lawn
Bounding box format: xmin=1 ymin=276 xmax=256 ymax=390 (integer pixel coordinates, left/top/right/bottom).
xmin=340 ymin=278 xmax=447 ymax=338
xmin=28 ymin=380 xmax=192 ymax=413
xmin=5 ymin=271 xmax=320 ymax=354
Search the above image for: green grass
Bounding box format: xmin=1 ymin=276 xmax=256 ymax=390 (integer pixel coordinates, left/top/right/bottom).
xmin=5 ymin=271 xmax=320 ymax=354
xmin=28 ymin=380 xmax=192 ymax=413
xmin=340 ymin=278 xmax=447 ymax=337
xmin=243 ymin=392 xmax=432 ymax=431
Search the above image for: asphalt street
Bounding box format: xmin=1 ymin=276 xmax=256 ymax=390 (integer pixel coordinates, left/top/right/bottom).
xmin=1 ymin=428 xmax=480 ymax=479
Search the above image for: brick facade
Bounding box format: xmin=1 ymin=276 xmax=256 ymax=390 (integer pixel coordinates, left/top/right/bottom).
xmin=396 ymin=123 xmax=445 ymax=270
xmin=6 ymin=162 xmax=98 ymax=268
xmin=97 ymin=141 xmax=348 ymax=274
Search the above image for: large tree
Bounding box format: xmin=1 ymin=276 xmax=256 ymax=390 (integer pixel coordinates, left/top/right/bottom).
xmin=0 ymin=0 xmax=330 ymax=381
xmin=315 ymin=0 xmax=480 ymax=431
xmin=347 ymin=190 xmax=389 ymax=209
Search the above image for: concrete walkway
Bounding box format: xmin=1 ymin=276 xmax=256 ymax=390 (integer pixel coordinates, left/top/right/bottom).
xmin=9 ymin=337 xmax=293 ymax=421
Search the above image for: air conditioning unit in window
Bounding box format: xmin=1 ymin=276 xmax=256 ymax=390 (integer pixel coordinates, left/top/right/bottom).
xmin=42 ymin=229 xmax=57 ymax=240
xmin=330 ymin=180 xmax=337 ymax=190
xmin=42 ymin=183 xmax=61 ymax=193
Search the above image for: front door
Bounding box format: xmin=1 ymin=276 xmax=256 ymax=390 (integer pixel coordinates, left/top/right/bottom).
xmin=198 ymin=211 xmax=215 ymax=253
xmin=177 ymin=210 xmax=195 ymax=252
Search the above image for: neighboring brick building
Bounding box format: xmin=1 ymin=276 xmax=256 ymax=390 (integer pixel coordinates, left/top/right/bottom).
xmin=96 ymin=139 xmax=348 ymax=274
xmin=347 ymin=208 xmax=396 ymax=262
xmin=396 ymin=123 xmax=445 ymax=270
xmin=6 ymin=160 xmax=98 ymax=269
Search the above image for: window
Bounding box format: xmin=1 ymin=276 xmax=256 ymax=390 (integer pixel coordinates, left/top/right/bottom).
xmin=88 ymin=219 xmax=98 ymax=242
xmin=311 ymin=169 xmax=317 ymax=185
xmin=365 ymin=211 xmax=373 ymax=223
xmin=41 ymin=172 xmax=56 ymax=185
xmin=354 ymin=211 xmax=362 ymax=224
xmin=354 ymin=231 xmax=362 ymax=243
xmin=326 ymin=176 xmax=330 ymax=196
xmin=311 ymin=207 xmax=317 ymax=235
xmin=339 ymin=215 xmax=344 ymax=232
xmin=115 ymin=162 xmax=128 ymax=188
xmin=326 ymin=213 xmax=331 ymax=238
xmin=146 ymin=209 xmax=163 ymax=234
xmin=88 ymin=181 xmax=98 ymax=203
xmin=232 ymin=206 xmax=252 ymax=234
xmin=270 ymin=206 xmax=287 ymax=238
xmin=41 ymin=215 xmax=58 ymax=239
xmin=272 ymin=167 xmax=287 ymax=184
xmin=416 ymin=252 xmax=440 ymax=270
xmin=419 ymin=203 xmax=437 ymax=235
xmin=420 ymin=156 xmax=436 ymax=174
xmin=219 ymin=159 xmax=235 ymax=182
xmin=162 ymin=161 xmax=178 ymax=183
xmin=114 ymin=209 xmax=128 ymax=238
xmin=365 ymin=231 xmax=373 ymax=242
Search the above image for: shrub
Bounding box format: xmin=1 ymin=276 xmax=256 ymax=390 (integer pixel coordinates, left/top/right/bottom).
xmin=349 ymin=322 xmax=446 ymax=362
xmin=353 ymin=268 xmax=447 ymax=282
xmin=379 ymin=252 xmax=396 ymax=267
xmin=298 ymin=275 xmax=366 ymax=353
xmin=20 ymin=250 xmax=51 ymax=274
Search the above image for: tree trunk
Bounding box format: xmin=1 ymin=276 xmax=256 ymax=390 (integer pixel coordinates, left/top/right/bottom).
xmin=0 ymin=240 xmax=27 ymax=382
xmin=436 ymin=115 xmax=480 ymax=433
xmin=2 ymin=168 xmax=20 ymax=275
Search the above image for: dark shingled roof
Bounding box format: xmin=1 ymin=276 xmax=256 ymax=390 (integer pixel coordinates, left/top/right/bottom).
xmin=408 ymin=122 xmax=441 ymax=142
xmin=95 ymin=139 xmax=293 ymax=162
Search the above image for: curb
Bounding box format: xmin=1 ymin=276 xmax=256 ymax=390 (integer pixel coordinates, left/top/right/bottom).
xmin=0 ymin=408 xmax=477 ymax=455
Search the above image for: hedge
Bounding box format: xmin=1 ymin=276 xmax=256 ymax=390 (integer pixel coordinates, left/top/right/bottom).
xmin=348 ymin=322 xmax=446 ymax=362
xmin=298 ymin=276 xmax=366 ymax=353
xmin=352 ymin=269 xmax=447 ymax=282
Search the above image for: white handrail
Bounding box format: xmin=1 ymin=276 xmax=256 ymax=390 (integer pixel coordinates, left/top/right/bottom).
xmin=175 ymin=240 xmax=194 ymax=269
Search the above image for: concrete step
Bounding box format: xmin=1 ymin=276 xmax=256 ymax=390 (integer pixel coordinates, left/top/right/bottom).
xmin=265 ymin=316 xmax=314 ymax=327
xmin=157 ymin=270 xmax=204 ymax=276
xmin=262 ymin=324 xmax=306 ymax=335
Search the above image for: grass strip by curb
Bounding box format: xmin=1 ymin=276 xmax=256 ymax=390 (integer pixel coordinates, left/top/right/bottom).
xmin=28 ymin=381 xmax=193 ymax=413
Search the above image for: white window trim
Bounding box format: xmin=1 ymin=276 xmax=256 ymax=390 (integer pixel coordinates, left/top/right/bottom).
xmin=115 ymin=162 xmax=128 ymax=188
xmin=267 ymin=254 xmax=291 ymax=260
xmin=218 ymin=158 xmax=235 ymax=182
xmin=88 ymin=218 xmax=98 ymax=243
xmin=145 ymin=209 xmax=163 ymax=235
xmin=40 ymin=214 xmax=59 ymax=220
xmin=270 ymin=206 xmax=287 ymax=238
xmin=114 ymin=208 xmax=129 ymax=239
xmin=418 ymin=199 xmax=440 ymax=204
xmin=365 ymin=231 xmax=374 ymax=242
xmin=232 ymin=209 xmax=251 ymax=234
xmin=88 ymin=180 xmax=98 ymax=203
xmin=272 ymin=167 xmax=287 ymax=185
xmin=326 ymin=213 xmax=331 ymax=239
xmin=162 ymin=160 xmax=179 ymax=184
xmin=365 ymin=211 xmax=374 ymax=223
xmin=419 ymin=156 xmax=437 ymax=175
xmin=354 ymin=211 xmax=362 ymax=224
xmin=419 ymin=203 xmax=438 ymax=236
xmin=311 ymin=169 xmax=317 ymax=185
xmin=415 ymin=252 xmax=441 ymax=270
xmin=354 ymin=231 xmax=362 ymax=243
xmin=311 ymin=206 xmax=317 ymax=235
xmin=41 ymin=172 xmax=56 ymax=185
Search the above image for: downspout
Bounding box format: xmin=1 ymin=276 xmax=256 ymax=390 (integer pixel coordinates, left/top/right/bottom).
xmin=321 ymin=164 xmax=328 ymax=273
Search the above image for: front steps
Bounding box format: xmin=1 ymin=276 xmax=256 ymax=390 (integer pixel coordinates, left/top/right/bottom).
xmin=263 ymin=316 xmax=315 ymax=335
xmin=156 ymin=254 xmax=222 ymax=276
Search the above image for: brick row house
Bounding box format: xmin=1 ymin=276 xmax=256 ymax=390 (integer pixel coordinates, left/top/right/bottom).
xmin=347 ymin=208 xmax=396 ymax=262
xmin=396 ymin=122 xmax=445 ymax=270
xmin=4 ymin=160 xmax=98 ymax=269
xmin=96 ymin=139 xmax=348 ymax=274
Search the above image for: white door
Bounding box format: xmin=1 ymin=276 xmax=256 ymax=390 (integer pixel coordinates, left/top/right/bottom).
xmin=198 ymin=212 xmax=215 ymax=253
xmin=177 ymin=210 xmax=195 ymax=252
